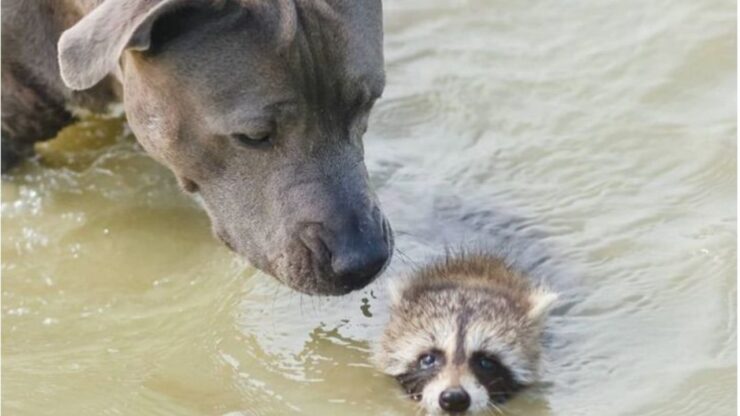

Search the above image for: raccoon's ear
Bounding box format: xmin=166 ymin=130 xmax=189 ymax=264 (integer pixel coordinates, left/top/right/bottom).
xmin=388 ymin=275 xmax=411 ymax=305
xmin=527 ymin=289 xmax=558 ymax=321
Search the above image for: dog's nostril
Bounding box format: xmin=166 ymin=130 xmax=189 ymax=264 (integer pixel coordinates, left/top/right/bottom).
xmin=439 ymin=387 xmax=471 ymax=413
xmin=298 ymin=222 xmax=332 ymax=264
xmin=331 ymin=245 xmax=388 ymax=290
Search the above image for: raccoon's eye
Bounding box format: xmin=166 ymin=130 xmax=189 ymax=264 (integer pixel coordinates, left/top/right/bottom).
xmin=479 ymin=357 xmax=496 ymax=370
xmin=473 ymin=353 xmax=503 ymax=373
xmin=418 ymin=353 xmax=438 ymax=369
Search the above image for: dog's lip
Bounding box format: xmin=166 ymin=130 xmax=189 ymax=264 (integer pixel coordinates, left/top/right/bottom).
xmin=264 ymin=242 xmax=345 ymax=296
xmin=216 ymin=230 xmax=236 ymax=252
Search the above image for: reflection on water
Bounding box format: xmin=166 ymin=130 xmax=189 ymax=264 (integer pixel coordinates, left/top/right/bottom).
xmin=2 ymin=0 xmax=736 ymax=415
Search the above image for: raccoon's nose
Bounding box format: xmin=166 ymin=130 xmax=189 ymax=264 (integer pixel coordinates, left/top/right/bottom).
xmin=439 ymin=387 xmax=471 ymax=413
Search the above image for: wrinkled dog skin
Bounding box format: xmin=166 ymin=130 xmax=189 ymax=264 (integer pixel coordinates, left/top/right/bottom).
xmin=1 ymin=0 xmax=392 ymax=295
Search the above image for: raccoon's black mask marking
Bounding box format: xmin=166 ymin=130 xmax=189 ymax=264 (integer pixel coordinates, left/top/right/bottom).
xmin=396 ymin=350 xmax=446 ymax=400
xmin=470 ymin=352 xmax=525 ymax=403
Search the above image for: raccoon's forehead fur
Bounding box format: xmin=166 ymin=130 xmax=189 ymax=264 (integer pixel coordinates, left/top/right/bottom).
xmin=375 ymin=253 xmax=556 ymax=390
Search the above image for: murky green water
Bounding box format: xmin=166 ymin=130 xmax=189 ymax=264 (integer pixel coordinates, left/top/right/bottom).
xmin=2 ymin=0 xmax=736 ymax=415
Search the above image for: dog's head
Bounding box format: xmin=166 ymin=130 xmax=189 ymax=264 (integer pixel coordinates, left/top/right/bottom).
xmin=58 ymin=0 xmax=392 ymax=295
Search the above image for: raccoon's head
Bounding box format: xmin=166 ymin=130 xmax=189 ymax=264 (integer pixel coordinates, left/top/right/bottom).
xmin=374 ymin=276 xmax=557 ymax=414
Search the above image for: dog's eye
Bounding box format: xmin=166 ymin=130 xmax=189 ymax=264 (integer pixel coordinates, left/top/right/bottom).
xmin=232 ymin=132 xmax=271 ymax=147
xmin=418 ymin=353 xmax=438 ymax=369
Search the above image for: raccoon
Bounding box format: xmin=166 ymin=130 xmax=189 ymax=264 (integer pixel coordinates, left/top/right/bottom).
xmin=373 ymin=253 xmax=557 ymax=414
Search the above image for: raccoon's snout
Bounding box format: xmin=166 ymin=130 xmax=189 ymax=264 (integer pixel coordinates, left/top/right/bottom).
xmin=439 ymin=387 xmax=471 ymax=413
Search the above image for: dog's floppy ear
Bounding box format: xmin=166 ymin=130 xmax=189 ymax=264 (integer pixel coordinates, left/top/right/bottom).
xmin=58 ymin=0 xmax=196 ymax=90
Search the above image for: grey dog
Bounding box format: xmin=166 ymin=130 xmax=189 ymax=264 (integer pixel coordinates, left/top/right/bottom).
xmin=1 ymin=0 xmax=393 ymax=295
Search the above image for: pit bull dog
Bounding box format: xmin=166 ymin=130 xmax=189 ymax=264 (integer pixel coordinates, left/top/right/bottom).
xmin=1 ymin=0 xmax=393 ymax=295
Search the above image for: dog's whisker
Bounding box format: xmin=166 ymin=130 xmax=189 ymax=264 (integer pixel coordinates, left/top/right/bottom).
xmin=393 ymin=247 xmax=417 ymax=267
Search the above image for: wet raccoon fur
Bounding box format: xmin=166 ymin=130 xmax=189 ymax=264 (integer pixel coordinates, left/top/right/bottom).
xmin=373 ymin=252 xmax=557 ymax=414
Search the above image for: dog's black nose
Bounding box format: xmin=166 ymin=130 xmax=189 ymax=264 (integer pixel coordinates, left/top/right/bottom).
xmin=298 ymin=218 xmax=391 ymax=292
xmin=439 ymin=387 xmax=471 ymax=413
xmin=329 ymin=218 xmax=390 ymax=290
xmin=330 ymin=239 xmax=389 ymax=290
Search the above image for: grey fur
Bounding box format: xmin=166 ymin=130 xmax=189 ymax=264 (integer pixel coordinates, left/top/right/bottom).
xmin=2 ymin=0 xmax=392 ymax=295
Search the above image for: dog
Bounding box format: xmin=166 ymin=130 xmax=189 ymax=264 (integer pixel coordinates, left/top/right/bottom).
xmin=1 ymin=0 xmax=393 ymax=295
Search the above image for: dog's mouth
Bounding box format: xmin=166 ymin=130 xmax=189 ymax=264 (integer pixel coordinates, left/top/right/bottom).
xmin=266 ymin=240 xmax=339 ymax=296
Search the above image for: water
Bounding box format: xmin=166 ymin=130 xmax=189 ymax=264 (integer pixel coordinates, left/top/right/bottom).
xmin=2 ymin=0 xmax=736 ymax=414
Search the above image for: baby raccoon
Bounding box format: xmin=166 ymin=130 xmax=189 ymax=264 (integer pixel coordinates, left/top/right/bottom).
xmin=374 ymin=253 xmax=557 ymax=414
